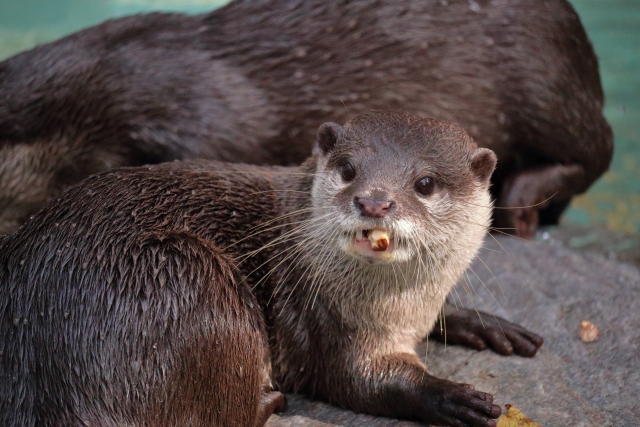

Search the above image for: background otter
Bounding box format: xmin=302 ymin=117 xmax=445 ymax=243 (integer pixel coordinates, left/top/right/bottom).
xmin=0 ymin=111 xmax=542 ymax=426
xmin=0 ymin=0 xmax=612 ymax=237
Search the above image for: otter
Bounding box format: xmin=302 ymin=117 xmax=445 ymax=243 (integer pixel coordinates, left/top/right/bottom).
xmin=0 ymin=111 xmax=542 ymax=427
xmin=0 ymin=0 xmax=612 ymax=237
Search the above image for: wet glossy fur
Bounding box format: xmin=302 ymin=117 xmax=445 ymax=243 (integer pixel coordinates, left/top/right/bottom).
xmin=0 ymin=0 xmax=612 ymax=236
xmin=0 ymin=112 xmax=543 ymax=426
xmin=0 ymin=171 xmax=284 ymax=426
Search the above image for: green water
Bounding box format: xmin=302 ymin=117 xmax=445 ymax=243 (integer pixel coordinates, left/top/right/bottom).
xmin=0 ymin=0 xmax=227 ymax=59
xmin=563 ymin=0 xmax=640 ymax=234
xmin=1 ymin=0 xmax=638 ymax=233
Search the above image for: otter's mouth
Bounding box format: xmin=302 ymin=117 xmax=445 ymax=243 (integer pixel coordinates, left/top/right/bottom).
xmin=350 ymin=228 xmax=394 ymax=258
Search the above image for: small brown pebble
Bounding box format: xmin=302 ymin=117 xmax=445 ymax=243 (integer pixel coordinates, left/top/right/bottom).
xmin=579 ymin=320 xmax=599 ymax=343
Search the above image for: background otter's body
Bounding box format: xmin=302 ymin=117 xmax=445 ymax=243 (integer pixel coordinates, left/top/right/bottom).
xmin=0 ymin=0 xmax=612 ymax=236
xmin=0 ymin=112 xmax=542 ymax=426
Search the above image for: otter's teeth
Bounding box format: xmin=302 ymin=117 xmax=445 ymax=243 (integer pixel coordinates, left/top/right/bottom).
xmin=368 ymin=229 xmax=390 ymax=252
xmin=356 ymin=229 xmax=371 ymax=241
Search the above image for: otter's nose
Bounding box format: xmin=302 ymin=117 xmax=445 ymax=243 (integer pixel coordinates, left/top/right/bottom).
xmin=355 ymin=197 xmax=394 ymax=218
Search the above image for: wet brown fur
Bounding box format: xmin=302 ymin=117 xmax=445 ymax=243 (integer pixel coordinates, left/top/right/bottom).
xmin=0 ymin=0 xmax=612 ymax=236
xmin=1 ymin=112 xmax=543 ymax=426
xmin=0 ymin=162 xmax=288 ymax=426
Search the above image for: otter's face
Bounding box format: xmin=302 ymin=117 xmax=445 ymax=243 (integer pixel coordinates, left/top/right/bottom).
xmin=311 ymin=111 xmax=496 ymax=266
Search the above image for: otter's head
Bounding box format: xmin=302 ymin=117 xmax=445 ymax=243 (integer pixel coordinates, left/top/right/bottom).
xmin=310 ymin=111 xmax=496 ymax=268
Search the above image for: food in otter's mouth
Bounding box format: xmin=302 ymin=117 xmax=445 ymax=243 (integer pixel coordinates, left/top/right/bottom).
xmin=356 ymin=229 xmax=390 ymax=251
xmin=368 ymin=229 xmax=389 ymax=251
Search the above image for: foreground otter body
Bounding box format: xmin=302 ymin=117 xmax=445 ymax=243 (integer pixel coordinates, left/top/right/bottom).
xmin=0 ymin=112 xmax=542 ymax=426
xmin=0 ymin=0 xmax=612 ymax=236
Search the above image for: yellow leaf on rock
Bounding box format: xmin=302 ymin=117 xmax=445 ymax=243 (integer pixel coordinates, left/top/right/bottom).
xmin=496 ymin=404 xmax=542 ymax=427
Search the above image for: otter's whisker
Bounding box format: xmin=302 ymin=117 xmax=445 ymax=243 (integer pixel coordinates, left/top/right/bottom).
xmin=477 ymin=245 xmax=503 ymax=254
xmin=474 ymin=254 xmax=506 ymax=297
xmin=307 ymin=226 xmax=343 ymax=311
xmin=242 ymin=199 xmax=333 ymax=235
xmin=441 ymin=302 xmax=447 ymax=351
xmin=449 ymin=281 xmax=464 ymax=311
xmin=489 ymin=227 xmax=534 ymax=243
xmin=276 ymin=222 xmax=343 ymax=312
xmin=228 ymin=208 xmax=331 ymax=252
xmin=467 ymin=265 xmax=504 ymax=314
xmin=276 ymin=251 xmax=317 ymax=313
xmin=456 ymin=191 xmax=558 ymax=211
xmin=235 ymin=213 xmax=333 ymax=262
xmin=391 ymin=260 xmax=401 ymax=294
xmin=460 ymin=271 xmax=486 ymax=328
xmin=245 ymin=216 xmax=334 ymax=290
xmin=246 ymin=206 xmax=316 ymax=232
xmin=486 ymin=231 xmax=533 ymax=293
xmin=271 ymin=223 xmax=334 ymax=300
xmin=236 ymin=219 xmax=331 ymax=294
xmin=248 ymin=189 xmax=312 ymax=197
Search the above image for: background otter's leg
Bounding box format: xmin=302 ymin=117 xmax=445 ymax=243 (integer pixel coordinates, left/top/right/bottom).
xmin=256 ymin=387 xmax=287 ymax=427
xmin=493 ymin=164 xmax=587 ymax=239
xmin=107 ymin=233 xmax=274 ymax=427
xmin=429 ymin=303 xmax=543 ymax=357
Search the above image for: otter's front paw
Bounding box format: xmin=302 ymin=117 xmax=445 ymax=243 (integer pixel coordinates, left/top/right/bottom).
xmin=430 ymin=307 xmax=543 ymax=357
xmin=419 ymin=377 xmax=501 ymax=427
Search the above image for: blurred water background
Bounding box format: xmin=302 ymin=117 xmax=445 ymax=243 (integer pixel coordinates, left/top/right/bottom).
xmin=1 ymin=0 xmax=638 ymax=234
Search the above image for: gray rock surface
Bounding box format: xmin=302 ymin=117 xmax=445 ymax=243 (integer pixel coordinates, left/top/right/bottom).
xmin=538 ymin=224 xmax=640 ymax=268
xmin=267 ymin=234 xmax=640 ymax=427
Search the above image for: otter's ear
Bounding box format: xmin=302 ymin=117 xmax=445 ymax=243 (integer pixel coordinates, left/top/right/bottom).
xmin=314 ymin=122 xmax=343 ymax=155
xmin=470 ymin=148 xmax=497 ymax=185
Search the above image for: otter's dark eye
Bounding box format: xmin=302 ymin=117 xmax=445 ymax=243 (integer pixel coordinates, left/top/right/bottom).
xmin=340 ymin=162 xmax=356 ymax=182
xmin=415 ymin=176 xmax=435 ymax=196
